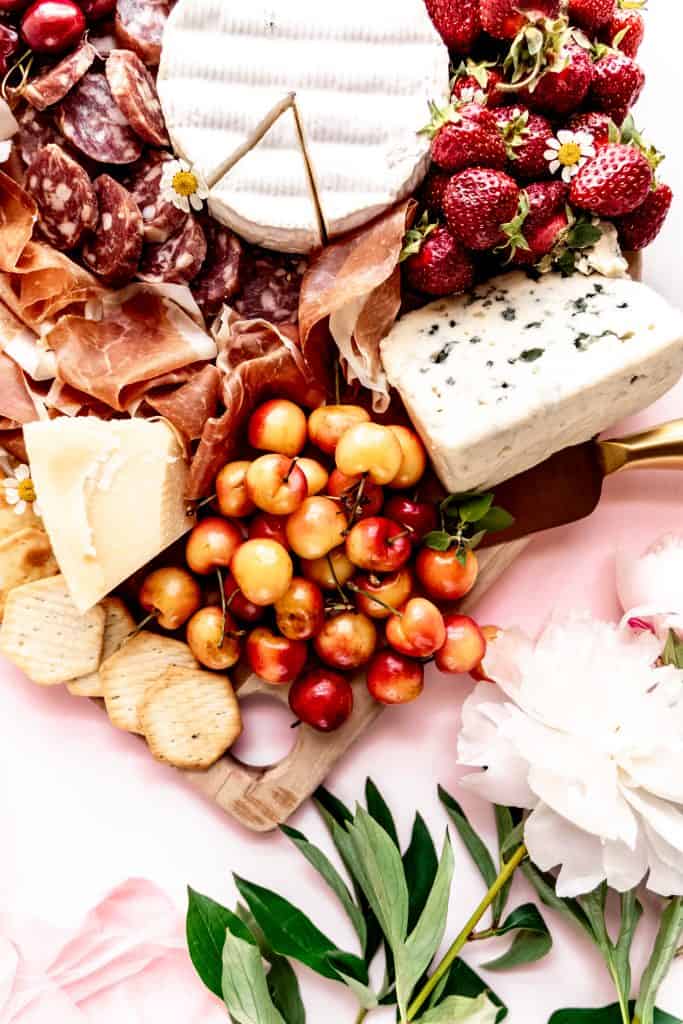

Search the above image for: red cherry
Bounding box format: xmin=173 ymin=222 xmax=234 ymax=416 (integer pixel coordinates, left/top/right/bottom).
xmin=435 ymin=614 xmax=487 ymax=675
xmin=0 ymin=24 xmax=19 ymax=76
xmin=0 ymin=0 xmax=31 ymax=11
xmin=367 ymin=651 xmax=424 ymax=705
xmin=79 ymin=0 xmax=115 ymax=20
xmin=289 ymin=669 xmax=354 ymax=732
xmin=248 ymin=512 xmax=289 ymax=549
xmin=21 ymin=0 xmax=85 ymax=53
xmin=246 ymin=627 xmax=308 ymax=686
xmin=383 ymin=496 xmax=438 ymax=539
xmin=345 ymin=516 xmax=412 ymax=573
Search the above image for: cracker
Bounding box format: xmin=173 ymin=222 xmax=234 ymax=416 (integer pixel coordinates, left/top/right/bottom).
xmin=100 ymin=631 xmax=198 ymax=734
xmin=140 ymin=666 xmax=242 ymax=770
xmin=67 ymin=597 xmax=135 ymax=698
xmin=0 ymin=527 xmax=58 ymax=620
xmin=0 ymin=574 xmax=104 ymax=685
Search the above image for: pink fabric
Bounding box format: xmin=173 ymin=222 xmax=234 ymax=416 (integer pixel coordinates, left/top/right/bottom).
xmin=0 ymin=880 xmax=225 ymax=1023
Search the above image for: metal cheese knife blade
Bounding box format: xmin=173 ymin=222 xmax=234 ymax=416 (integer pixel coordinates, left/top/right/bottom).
xmin=479 ymin=419 xmax=683 ymax=548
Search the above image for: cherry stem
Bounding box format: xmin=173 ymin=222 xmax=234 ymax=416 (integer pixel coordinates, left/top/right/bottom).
xmin=216 ymin=568 xmax=227 ymax=647
xmin=187 ymin=493 xmax=217 ymax=517
xmin=127 ymin=610 xmax=158 ymax=643
xmin=347 ymin=583 xmax=401 ymax=618
xmin=290 ymin=719 xmax=302 ymax=730
xmin=346 ymin=473 xmax=367 ymax=526
xmin=326 ymin=552 xmax=349 ymax=606
xmin=387 ymin=528 xmax=413 ymax=546
xmin=283 ymin=458 xmax=299 ymax=484
xmin=334 ymin=359 xmax=342 ymax=405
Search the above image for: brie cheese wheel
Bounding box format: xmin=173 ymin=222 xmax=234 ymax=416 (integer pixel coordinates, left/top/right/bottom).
xmin=158 ymin=0 xmax=449 ymax=253
xmin=24 ymin=418 xmax=192 ymax=612
xmin=381 ymin=272 xmax=683 ymax=493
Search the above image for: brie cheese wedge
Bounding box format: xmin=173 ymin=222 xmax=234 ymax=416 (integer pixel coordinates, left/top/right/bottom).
xmin=381 ymin=272 xmax=683 ymax=493
xmin=24 ymin=418 xmax=192 ymax=612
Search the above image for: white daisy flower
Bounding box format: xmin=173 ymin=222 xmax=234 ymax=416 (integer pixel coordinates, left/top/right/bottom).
xmin=2 ymin=463 xmax=41 ymax=518
xmin=544 ymin=129 xmax=596 ymax=183
xmin=160 ymin=158 xmax=210 ymax=214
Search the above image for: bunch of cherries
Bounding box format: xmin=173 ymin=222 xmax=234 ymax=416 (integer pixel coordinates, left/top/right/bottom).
xmin=137 ymin=400 xmax=491 ymax=733
xmin=0 ymin=0 xmax=113 ymax=81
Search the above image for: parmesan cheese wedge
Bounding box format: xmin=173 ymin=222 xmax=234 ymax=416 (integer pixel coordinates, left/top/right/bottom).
xmin=24 ymin=418 xmax=193 ymax=613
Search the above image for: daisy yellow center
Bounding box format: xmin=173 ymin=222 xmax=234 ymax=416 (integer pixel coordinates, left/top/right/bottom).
xmin=17 ymin=478 xmax=36 ymax=503
xmin=172 ymin=170 xmax=199 ymax=197
xmin=557 ymin=141 xmax=582 ymax=167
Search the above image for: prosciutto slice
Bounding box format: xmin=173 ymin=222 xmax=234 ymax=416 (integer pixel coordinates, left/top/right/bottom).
xmin=147 ymin=364 xmax=221 ymax=440
xmin=46 ymin=290 xmax=217 ymax=411
xmin=299 ymin=200 xmax=416 ymax=412
xmin=0 ymin=351 xmax=43 ymax=425
xmin=186 ymin=317 xmax=325 ymax=500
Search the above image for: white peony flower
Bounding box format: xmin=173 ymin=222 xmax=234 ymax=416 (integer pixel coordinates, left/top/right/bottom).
xmin=617 ymin=533 xmax=683 ymax=639
xmin=458 ymin=616 xmax=683 ymax=898
xmin=544 ymin=129 xmax=596 ymax=183
xmin=2 ymin=463 xmax=41 ymax=518
xmin=160 ymin=158 xmax=210 ymax=214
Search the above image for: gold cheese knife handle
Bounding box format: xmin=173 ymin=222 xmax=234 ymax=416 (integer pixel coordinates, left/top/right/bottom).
xmin=599 ymin=420 xmax=683 ymax=475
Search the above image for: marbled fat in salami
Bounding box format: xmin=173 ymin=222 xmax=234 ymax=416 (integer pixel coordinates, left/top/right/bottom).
xmin=114 ymin=0 xmax=173 ymax=66
xmin=138 ymin=215 xmax=207 ymax=285
xmin=234 ymin=249 xmax=307 ymax=324
xmin=26 ymin=144 xmax=98 ymax=251
xmin=105 ymin=49 xmax=169 ymax=147
xmin=192 ymin=223 xmax=243 ymax=318
xmin=24 ymin=40 xmax=97 ymax=111
xmin=16 ymin=105 xmax=60 ymax=165
xmin=82 ymin=174 xmax=143 ymax=283
xmin=56 ymin=72 xmax=142 ymax=164
xmin=124 ymin=150 xmax=185 ymax=242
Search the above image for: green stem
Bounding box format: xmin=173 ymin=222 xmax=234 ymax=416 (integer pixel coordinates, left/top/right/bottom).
xmin=406 ymin=844 xmax=528 ymax=1021
xmin=354 ymin=1009 xmax=369 ymax=1024
xmin=468 ymin=927 xmax=499 ymax=942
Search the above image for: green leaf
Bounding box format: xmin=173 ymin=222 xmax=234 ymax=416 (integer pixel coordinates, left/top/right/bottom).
xmin=399 ymin=834 xmax=455 ymax=1014
xmin=548 ymin=1004 xmax=682 ymax=1024
xmin=314 ymin=786 xmax=353 ymax=826
xmin=458 ymin=492 xmax=494 ymax=524
xmin=365 ymin=778 xmax=400 ymax=849
xmin=327 ymin=952 xmax=379 ymax=1011
xmin=280 ymin=824 xmax=367 ymax=952
xmin=481 ymin=903 xmax=552 ymax=971
xmin=418 ymin=992 xmax=500 ymax=1024
xmin=222 ymin=929 xmax=286 ymax=1024
xmin=662 ymin=630 xmax=683 ymax=668
xmin=521 ymin=863 xmax=595 ymax=940
xmin=492 ymin=807 xmax=515 ymax=926
xmin=439 ymin=786 xmax=498 ymax=891
xmin=477 ymin=507 xmax=515 ymax=534
xmin=404 ymin=813 xmax=439 ymax=932
xmin=499 ymin=820 xmax=525 ymax=862
xmin=343 ymin=806 xmax=409 ymax=951
xmin=613 ymin=889 xmax=643 ymax=1015
xmin=424 ymin=530 xmax=455 ymax=551
xmin=565 ymin=222 xmax=603 ymax=250
xmin=266 ymin=958 xmax=306 ymax=1024
xmin=430 ymin=959 xmax=507 ymax=1022
xmin=186 ymin=887 xmax=254 ymax=998
xmin=233 ymin=875 xmax=366 ymax=984
xmin=635 ymin=896 xmax=683 ymax=1024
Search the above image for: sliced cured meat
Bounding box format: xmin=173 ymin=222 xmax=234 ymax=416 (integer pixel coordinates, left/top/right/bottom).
xmin=234 ymin=249 xmax=307 ymax=325
xmin=105 ymin=49 xmax=169 ymax=147
xmin=16 ymin=105 xmax=60 ymax=165
xmin=25 ymin=144 xmax=98 ymax=251
xmin=82 ymin=174 xmax=143 ymax=283
xmin=89 ymin=30 xmax=117 ymax=57
xmin=56 ymin=72 xmax=142 ymax=164
xmin=147 ymin=363 xmax=221 ymax=440
xmin=24 ymin=40 xmax=97 ymax=112
xmin=124 ymin=150 xmax=185 ymax=242
xmin=138 ymin=215 xmax=207 ymax=285
xmin=192 ymin=224 xmax=243 ymax=318
xmin=115 ymin=0 xmax=173 ymax=66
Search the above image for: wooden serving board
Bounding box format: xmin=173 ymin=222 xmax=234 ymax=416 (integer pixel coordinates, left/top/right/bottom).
xmin=185 ymin=538 xmax=530 ymax=831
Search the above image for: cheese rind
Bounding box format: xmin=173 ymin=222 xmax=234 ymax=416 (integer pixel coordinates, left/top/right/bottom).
xmin=24 ymin=418 xmax=192 ymax=612
xmin=380 ymin=272 xmax=683 ymax=493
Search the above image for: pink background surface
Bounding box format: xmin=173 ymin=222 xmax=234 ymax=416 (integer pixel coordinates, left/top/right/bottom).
xmin=2 ymin=13 xmax=683 ymax=1023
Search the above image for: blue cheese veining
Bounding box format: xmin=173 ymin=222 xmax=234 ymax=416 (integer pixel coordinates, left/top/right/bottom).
xmin=380 ymin=272 xmax=683 ymax=492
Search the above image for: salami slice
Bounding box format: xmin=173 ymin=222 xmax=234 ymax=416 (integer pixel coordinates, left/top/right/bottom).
xmin=56 ymin=72 xmax=142 ymax=164
xmin=192 ymin=224 xmax=243 ymax=318
xmin=24 ymin=40 xmax=97 ymax=112
xmin=124 ymin=150 xmax=186 ymax=242
xmin=138 ymin=215 xmax=207 ymax=285
xmin=105 ymin=49 xmax=168 ymax=147
xmin=26 ymin=144 xmax=98 ymax=251
xmin=82 ymin=174 xmax=143 ymax=283
xmin=114 ymin=0 xmax=173 ymax=66
xmin=234 ymin=249 xmax=307 ymax=325
xmin=16 ymin=104 xmax=60 ymax=165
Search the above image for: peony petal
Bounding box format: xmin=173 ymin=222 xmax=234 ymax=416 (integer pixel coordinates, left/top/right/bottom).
xmin=525 ymin=803 xmax=606 ymax=897
xmin=622 ymin=788 xmax=683 ymax=858
xmin=617 ymin=534 xmax=683 ymax=625
xmin=602 ymin=834 xmax=649 ymax=892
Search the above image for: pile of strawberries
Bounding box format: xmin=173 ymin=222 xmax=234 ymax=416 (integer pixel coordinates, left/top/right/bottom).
xmin=404 ymin=0 xmax=671 ymax=297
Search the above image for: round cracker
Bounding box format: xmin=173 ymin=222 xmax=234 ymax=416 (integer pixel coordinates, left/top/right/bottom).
xmin=140 ymin=666 xmax=242 ymax=770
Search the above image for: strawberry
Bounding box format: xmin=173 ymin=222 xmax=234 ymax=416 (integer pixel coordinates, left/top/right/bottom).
xmin=604 ymin=8 xmax=645 ymax=59
xmin=615 ymin=182 xmax=673 ymax=250
xmin=451 ymin=64 xmax=505 ymax=107
xmin=523 ymin=43 xmax=594 ymax=116
xmin=480 ymin=0 xmax=560 ymax=40
xmin=443 ymin=168 xmax=520 ymax=250
xmin=569 ymin=142 xmax=652 ymax=216
xmin=509 ymin=181 xmax=569 ymax=264
xmin=420 ymin=167 xmax=452 ymax=213
xmin=493 ymin=105 xmax=553 ymax=179
xmin=514 ymin=211 xmax=569 ymax=264
xmin=402 ymin=225 xmax=475 ymax=296
xmin=589 ymin=52 xmax=645 ymax=126
xmin=525 ymin=179 xmax=570 ymax=224
xmin=429 ymin=103 xmax=507 ymax=173
xmin=567 ymin=111 xmax=618 ymax=148
xmin=568 ymin=0 xmax=615 ymax=35
xmin=424 ymin=0 xmax=481 ymax=53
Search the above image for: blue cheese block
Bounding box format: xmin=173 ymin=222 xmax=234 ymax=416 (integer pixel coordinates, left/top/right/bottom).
xmin=380 ymin=272 xmax=683 ymax=492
